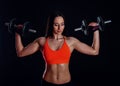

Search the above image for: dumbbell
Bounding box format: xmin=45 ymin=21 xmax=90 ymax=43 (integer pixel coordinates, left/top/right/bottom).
xmin=74 ymin=16 xmax=112 ymax=36
xmin=97 ymin=16 xmax=112 ymax=31
xmin=74 ymin=19 xmax=88 ymax=36
xmin=5 ymin=18 xmax=37 ymax=36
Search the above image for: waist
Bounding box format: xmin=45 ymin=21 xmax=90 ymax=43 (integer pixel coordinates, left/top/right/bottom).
xmin=41 ymin=79 xmax=72 ymax=85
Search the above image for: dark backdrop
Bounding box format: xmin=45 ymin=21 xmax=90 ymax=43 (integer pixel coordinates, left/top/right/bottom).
xmin=0 ymin=0 xmax=119 ymax=86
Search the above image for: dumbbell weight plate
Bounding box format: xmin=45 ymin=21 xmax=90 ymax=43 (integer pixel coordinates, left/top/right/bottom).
xmin=7 ymin=18 xmax=16 ymax=34
xmin=97 ymin=16 xmax=104 ymax=31
xmin=22 ymin=21 xmax=34 ymax=36
xmin=82 ymin=19 xmax=89 ymax=36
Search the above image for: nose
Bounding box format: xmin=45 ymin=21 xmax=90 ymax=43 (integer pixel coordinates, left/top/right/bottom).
xmin=58 ymin=25 xmax=61 ymax=30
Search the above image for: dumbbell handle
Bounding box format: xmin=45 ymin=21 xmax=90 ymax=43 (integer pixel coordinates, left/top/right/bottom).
xmin=97 ymin=20 xmax=112 ymax=25
xmin=5 ymin=22 xmax=11 ymax=26
xmin=74 ymin=27 xmax=82 ymax=31
xmin=28 ymin=29 xmax=37 ymax=33
xmin=104 ymin=20 xmax=112 ymax=24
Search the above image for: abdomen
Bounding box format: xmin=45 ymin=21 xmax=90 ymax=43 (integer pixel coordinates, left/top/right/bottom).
xmin=42 ymin=63 xmax=71 ymax=84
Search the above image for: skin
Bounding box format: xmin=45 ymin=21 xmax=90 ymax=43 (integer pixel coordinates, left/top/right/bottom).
xmin=15 ymin=16 xmax=100 ymax=84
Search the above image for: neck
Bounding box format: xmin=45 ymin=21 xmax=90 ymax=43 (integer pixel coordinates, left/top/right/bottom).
xmin=51 ymin=34 xmax=64 ymax=40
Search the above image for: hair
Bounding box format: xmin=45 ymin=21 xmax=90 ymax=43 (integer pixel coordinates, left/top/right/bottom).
xmin=45 ymin=10 xmax=66 ymax=37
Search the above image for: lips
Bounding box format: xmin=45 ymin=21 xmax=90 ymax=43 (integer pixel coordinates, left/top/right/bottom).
xmin=57 ymin=30 xmax=61 ymax=32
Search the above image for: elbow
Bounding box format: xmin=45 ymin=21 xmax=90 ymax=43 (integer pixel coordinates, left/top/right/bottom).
xmin=92 ymin=50 xmax=99 ymax=56
xmin=95 ymin=51 xmax=99 ymax=55
xmin=17 ymin=52 xmax=24 ymax=57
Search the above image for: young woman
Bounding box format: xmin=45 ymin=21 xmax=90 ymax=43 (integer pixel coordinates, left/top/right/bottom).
xmin=15 ymin=11 xmax=100 ymax=86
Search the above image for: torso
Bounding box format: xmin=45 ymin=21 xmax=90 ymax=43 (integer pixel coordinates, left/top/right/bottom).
xmin=38 ymin=36 xmax=75 ymax=84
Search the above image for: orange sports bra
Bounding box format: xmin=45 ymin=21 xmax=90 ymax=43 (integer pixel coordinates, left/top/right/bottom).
xmin=42 ymin=37 xmax=71 ymax=64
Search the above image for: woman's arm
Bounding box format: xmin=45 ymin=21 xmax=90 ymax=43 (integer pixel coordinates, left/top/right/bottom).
xmin=73 ymin=22 xmax=100 ymax=55
xmin=15 ymin=33 xmax=40 ymax=57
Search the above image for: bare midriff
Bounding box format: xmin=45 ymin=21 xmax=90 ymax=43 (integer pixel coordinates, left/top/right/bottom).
xmin=42 ymin=63 xmax=71 ymax=84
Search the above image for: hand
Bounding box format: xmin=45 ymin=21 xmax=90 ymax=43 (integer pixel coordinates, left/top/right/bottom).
xmin=88 ymin=22 xmax=99 ymax=32
xmin=15 ymin=24 xmax=23 ymax=36
xmin=88 ymin=22 xmax=98 ymax=27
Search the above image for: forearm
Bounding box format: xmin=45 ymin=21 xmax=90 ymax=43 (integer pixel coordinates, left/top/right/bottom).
xmin=15 ymin=33 xmax=24 ymax=56
xmin=92 ymin=30 xmax=100 ymax=54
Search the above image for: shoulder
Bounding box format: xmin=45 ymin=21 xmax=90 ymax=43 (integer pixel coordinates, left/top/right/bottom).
xmin=65 ymin=36 xmax=80 ymax=45
xmin=34 ymin=37 xmax=46 ymax=46
xmin=65 ymin=36 xmax=79 ymax=42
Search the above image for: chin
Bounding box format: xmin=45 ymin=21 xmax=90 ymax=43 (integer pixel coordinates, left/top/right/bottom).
xmin=58 ymin=33 xmax=62 ymax=35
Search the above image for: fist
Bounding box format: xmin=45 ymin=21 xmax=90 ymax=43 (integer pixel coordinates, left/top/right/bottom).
xmin=88 ymin=22 xmax=98 ymax=27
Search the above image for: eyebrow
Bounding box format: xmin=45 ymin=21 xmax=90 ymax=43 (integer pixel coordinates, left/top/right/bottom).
xmin=54 ymin=22 xmax=64 ymax=24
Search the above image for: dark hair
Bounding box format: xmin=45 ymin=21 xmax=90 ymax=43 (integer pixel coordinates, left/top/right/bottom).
xmin=45 ymin=11 xmax=66 ymax=37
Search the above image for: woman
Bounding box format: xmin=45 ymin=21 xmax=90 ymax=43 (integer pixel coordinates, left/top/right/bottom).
xmin=15 ymin=11 xmax=100 ymax=86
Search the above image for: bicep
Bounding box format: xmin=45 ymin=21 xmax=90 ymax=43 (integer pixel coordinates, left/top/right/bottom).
xmin=24 ymin=40 xmax=40 ymax=52
xmin=73 ymin=39 xmax=95 ymax=55
xmin=18 ymin=39 xmax=40 ymax=57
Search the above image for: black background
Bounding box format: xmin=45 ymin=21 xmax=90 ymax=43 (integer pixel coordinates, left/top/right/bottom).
xmin=0 ymin=0 xmax=120 ymax=86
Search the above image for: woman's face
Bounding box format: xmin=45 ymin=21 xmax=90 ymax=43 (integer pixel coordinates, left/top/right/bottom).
xmin=53 ymin=16 xmax=65 ymax=35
